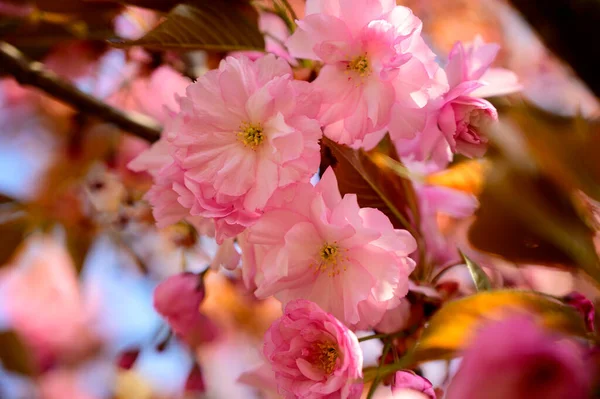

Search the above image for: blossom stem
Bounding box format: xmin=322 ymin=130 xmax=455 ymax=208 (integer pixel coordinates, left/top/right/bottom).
xmin=278 ymin=0 xmax=298 ymax=22
xmin=0 ymin=41 xmax=162 ymax=143
xmin=358 ymin=333 xmax=388 ymax=342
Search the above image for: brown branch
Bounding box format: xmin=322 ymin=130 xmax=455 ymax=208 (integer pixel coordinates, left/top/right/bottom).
xmin=0 ymin=41 xmax=161 ymax=143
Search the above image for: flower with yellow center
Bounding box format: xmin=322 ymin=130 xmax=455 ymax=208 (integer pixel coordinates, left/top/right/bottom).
xmin=315 ymin=242 xmax=346 ymax=277
xmin=347 ymin=54 xmax=371 ymax=77
xmin=237 ymin=122 xmax=264 ymax=149
xmin=316 ymin=342 xmax=339 ymax=374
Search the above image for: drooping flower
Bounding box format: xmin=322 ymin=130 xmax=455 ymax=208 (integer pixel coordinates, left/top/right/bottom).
xmin=446 ymin=316 xmax=592 ymax=399
xmin=130 ymin=54 xmax=322 ymax=242
xmin=153 ymin=272 xmax=217 ymax=346
xmin=394 ymin=36 xmax=520 ymax=164
xmin=392 ymin=371 xmax=436 ymax=399
xmin=263 ymin=299 xmax=363 ymax=399
xmin=286 ymin=0 xmax=436 ymax=149
xmin=242 ymin=167 xmax=416 ymax=327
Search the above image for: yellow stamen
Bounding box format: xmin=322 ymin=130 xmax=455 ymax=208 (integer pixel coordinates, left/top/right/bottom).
xmin=238 ymin=122 xmax=264 ymax=149
xmin=314 ymin=242 xmax=346 ymax=277
xmin=347 ymin=54 xmax=370 ymax=77
xmin=316 ymin=342 xmax=339 ymax=374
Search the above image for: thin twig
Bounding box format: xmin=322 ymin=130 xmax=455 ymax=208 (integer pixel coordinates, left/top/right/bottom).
xmin=0 ymin=41 xmax=162 ymax=143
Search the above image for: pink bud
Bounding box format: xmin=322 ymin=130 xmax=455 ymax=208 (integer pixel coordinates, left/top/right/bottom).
xmin=184 ymin=364 xmax=206 ymax=393
xmin=564 ymin=292 xmax=595 ymax=332
xmin=153 ymin=273 xmax=216 ymax=346
xmin=392 ymin=371 xmax=436 ymax=399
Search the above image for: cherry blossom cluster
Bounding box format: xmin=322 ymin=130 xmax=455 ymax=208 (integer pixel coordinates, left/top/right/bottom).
xmin=131 ymin=0 xmax=521 ymax=397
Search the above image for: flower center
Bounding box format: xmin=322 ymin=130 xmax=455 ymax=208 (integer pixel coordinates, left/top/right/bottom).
xmin=314 ymin=242 xmax=346 ymax=277
xmin=316 ymin=342 xmax=339 ymax=374
xmin=238 ymin=122 xmax=264 ymax=149
xmin=347 ymin=54 xmax=370 ymax=77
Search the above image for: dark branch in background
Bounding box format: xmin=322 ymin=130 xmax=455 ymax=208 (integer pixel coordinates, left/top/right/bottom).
xmin=0 ymin=41 xmax=161 ymax=142
xmin=509 ymin=0 xmax=600 ymax=98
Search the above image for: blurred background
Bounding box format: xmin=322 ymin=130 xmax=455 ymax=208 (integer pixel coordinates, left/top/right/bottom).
xmin=0 ymin=0 xmax=598 ymax=398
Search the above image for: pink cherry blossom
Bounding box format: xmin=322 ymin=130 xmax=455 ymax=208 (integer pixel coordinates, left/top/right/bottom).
xmin=108 ymin=65 xmax=191 ymax=124
xmin=446 ymin=316 xmax=592 ymax=399
xmin=392 ymin=371 xmax=436 ymax=399
xmin=407 ymin=161 xmax=479 ymax=268
xmin=394 ymin=37 xmax=520 ymax=164
xmin=0 ymin=235 xmax=100 ymax=370
xmin=130 ymin=54 xmax=322 ymax=242
xmin=286 ymin=0 xmax=435 ymax=149
xmin=242 ymin=167 xmax=416 ymax=327
xmin=263 ymin=299 xmax=363 ymax=399
xmin=153 ymin=272 xmax=217 ymax=346
xmin=438 ymin=37 xmax=520 ymax=157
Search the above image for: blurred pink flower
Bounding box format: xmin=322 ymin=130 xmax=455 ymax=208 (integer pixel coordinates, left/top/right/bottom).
xmin=131 ymin=54 xmax=322 ymax=242
xmin=392 ymin=371 xmax=435 ymax=399
xmin=38 ymin=369 xmax=98 ymax=399
xmin=114 ymin=6 xmax=159 ymax=40
xmin=286 ymin=0 xmax=435 ymax=149
xmin=0 ymin=235 xmax=99 ymax=370
xmin=153 ymin=273 xmax=217 ymax=347
xmin=108 ymin=65 xmax=191 ymax=124
xmin=446 ymin=316 xmax=592 ymax=399
xmin=243 ymin=168 xmax=416 ymax=327
xmin=373 ymin=298 xmax=411 ymax=334
xmin=263 ymin=299 xmax=363 ymax=399
xmin=564 ymin=292 xmax=595 ymax=332
xmin=414 ymin=180 xmax=478 ymax=268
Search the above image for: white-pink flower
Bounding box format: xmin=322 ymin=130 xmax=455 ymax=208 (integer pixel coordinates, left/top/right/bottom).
xmin=264 ymin=299 xmax=363 ymax=399
xmin=242 ymin=167 xmax=416 ymax=327
xmin=130 ymin=54 xmax=322 ymax=242
xmin=286 ymin=0 xmax=435 ymax=149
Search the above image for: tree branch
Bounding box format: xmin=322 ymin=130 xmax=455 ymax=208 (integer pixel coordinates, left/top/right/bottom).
xmin=0 ymin=41 xmax=161 ymax=142
xmin=509 ymin=0 xmax=600 ymax=98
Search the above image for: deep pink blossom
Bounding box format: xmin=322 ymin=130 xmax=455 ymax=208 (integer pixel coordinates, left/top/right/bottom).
xmin=564 ymin=292 xmax=595 ymax=332
xmin=286 ymin=0 xmax=435 ymax=149
xmin=242 ymin=167 xmax=416 ymax=327
xmin=130 ymin=54 xmax=322 ymax=242
xmin=153 ymin=273 xmax=217 ymax=346
xmin=264 ymin=299 xmax=363 ymax=399
xmin=446 ymin=316 xmax=592 ymax=399
xmin=392 ymin=371 xmax=435 ymax=399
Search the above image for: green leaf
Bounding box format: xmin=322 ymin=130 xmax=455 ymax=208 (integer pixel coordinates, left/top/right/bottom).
xmin=461 ymin=250 xmax=491 ymax=291
xmin=412 ymin=290 xmax=589 ymax=363
xmin=110 ymin=2 xmax=264 ymax=51
xmin=0 ymin=330 xmax=36 ymax=376
xmin=321 ymin=136 xmax=417 ymax=235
